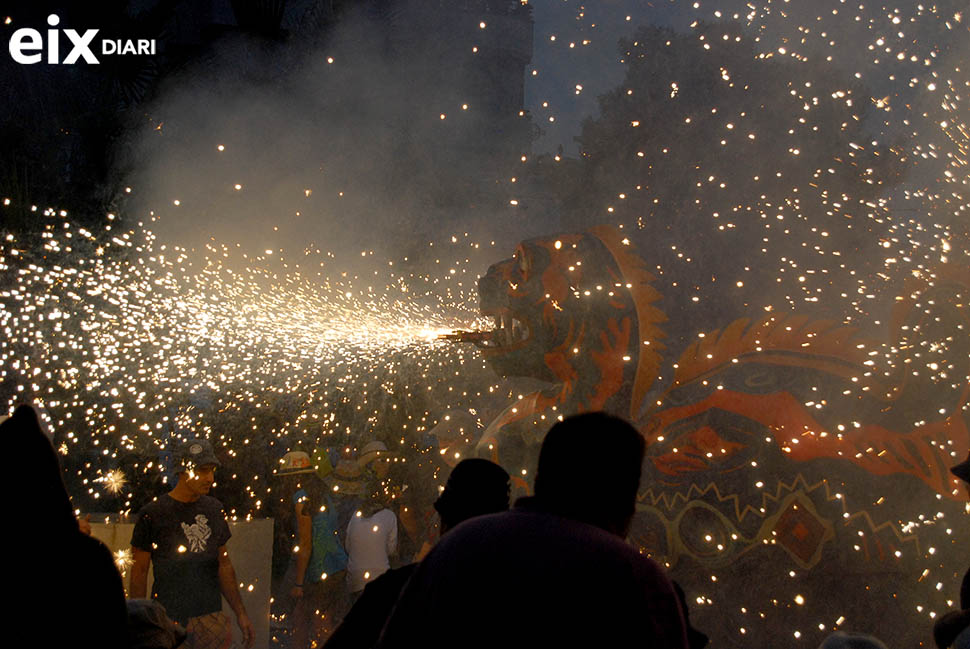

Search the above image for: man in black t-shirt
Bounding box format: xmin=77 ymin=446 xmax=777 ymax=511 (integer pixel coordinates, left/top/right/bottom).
xmin=130 ymin=439 xmax=255 ymax=649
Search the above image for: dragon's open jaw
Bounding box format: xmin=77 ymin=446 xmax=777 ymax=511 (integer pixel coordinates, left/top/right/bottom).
xmin=477 ymin=309 xmax=531 ymax=350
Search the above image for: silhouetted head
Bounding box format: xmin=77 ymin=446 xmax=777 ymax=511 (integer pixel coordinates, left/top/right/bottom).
xmin=1 ymin=404 xmax=76 ymax=532
xmin=434 ymin=458 xmax=510 ymax=534
xmin=533 ymin=412 xmax=645 ymax=537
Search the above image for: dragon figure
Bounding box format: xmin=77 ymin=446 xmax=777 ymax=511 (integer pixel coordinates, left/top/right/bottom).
xmin=447 ymin=224 xmax=970 ymax=647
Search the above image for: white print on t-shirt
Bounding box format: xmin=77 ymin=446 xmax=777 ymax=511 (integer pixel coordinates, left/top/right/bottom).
xmin=181 ymin=514 xmax=212 ymax=552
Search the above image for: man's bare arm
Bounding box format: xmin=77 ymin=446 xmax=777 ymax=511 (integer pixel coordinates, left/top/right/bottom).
xmin=217 ymin=545 xmax=255 ymax=648
xmin=129 ymin=547 xmax=151 ymax=598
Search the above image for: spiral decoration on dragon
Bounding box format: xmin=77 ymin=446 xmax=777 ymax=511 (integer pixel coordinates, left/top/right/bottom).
xmin=452 ymin=224 xmax=970 ymax=646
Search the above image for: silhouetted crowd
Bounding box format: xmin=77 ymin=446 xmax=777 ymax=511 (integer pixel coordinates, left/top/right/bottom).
xmin=6 ymin=403 xmax=970 ymax=648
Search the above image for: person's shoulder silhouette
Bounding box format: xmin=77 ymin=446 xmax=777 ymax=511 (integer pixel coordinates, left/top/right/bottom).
xmin=326 ymin=457 xmax=511 ymax=649
xmin=376 ymin=412 xmax=689 ymax=649
xmin=3 ymin=404 xmax=128 ymax=648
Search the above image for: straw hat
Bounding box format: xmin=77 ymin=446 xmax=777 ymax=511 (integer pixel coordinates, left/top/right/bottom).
xmin=329 ymin=458 xmax=368 ymax=495
xmin=358 ymin=440 xmax=393 ymax=467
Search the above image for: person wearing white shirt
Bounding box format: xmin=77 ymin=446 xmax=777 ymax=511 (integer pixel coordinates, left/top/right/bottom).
xmin=345 ymin=495 xmax=398 ymax=596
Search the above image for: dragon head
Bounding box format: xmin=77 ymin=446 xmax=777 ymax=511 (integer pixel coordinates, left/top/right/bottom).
xmin=474 ymin=226 xmax=666 ymax=419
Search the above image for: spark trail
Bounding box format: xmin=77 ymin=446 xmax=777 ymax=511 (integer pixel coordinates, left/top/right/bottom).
xmin=0 ymin=207 xmax=499 ymax=515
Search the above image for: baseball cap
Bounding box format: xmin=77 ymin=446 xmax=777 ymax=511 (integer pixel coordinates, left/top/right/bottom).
xmin=174 ymin=439 xmax=220 ymax=471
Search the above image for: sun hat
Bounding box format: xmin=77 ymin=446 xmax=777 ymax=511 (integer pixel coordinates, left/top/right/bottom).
xmin=275 ymin=450 xmax=316 ymax=476
xmin=358 ymin=441 xmax=393 ymax=467
xmin=329 ymin=457 xmax=368 ymax=495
